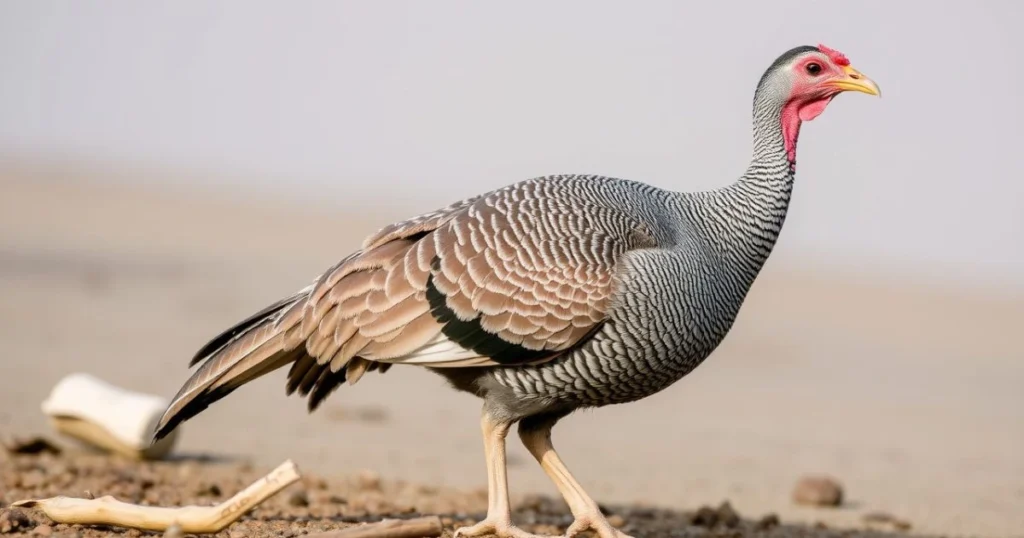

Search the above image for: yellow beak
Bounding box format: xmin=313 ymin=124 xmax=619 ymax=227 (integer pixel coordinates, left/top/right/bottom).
xmin=830 ymin=65 xmax=881 ymax=96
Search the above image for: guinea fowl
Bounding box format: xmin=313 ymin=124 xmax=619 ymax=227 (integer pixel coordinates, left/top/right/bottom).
xmin=154 ymin=44 xmax=879 ymax=538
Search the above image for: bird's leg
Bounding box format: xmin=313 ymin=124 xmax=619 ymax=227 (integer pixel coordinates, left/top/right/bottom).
xmin=454 ymin=409 xmax=554 ymax=538
xmin=519 ymin=416 xmax=634 ymax=538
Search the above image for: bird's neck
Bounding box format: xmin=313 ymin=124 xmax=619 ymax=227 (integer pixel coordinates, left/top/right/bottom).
xmin=743 ymin=91 xmax=799 ymax=185
xmin=701 ymin=92 xmax=799 ymax=279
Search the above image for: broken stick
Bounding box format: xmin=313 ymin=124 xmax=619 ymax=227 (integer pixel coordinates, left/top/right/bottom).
xmin=304 ymin=516 xmax=444 ymax=538
xmin=10 ymin=459 xmax=301 ymax=534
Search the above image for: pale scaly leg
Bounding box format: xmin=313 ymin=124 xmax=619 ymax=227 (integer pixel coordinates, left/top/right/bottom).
xmin=518 ymin=416 xmax=634 ymax=538
xmin=454 ymin=409 xmax=555 ymax=538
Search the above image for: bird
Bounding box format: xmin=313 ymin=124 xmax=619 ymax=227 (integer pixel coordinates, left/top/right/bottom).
xmin=153 ymin=44 xmax=879 ymax=538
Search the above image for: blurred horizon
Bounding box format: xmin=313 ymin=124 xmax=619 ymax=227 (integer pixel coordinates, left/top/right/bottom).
xmin=3 ymin=152 xmax=1023 ymax=302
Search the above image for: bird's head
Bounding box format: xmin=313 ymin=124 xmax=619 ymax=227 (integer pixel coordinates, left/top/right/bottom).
xmin=757 ymin=44 xmax=880 ymax=163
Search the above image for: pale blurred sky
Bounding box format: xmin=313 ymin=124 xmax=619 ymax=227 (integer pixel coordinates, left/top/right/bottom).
xmin=0 ymin=1 xmax=1021 ymax=292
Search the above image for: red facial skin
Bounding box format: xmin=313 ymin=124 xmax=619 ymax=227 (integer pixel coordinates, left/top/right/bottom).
xmin=780 ymin=53 xmax=849 ymax=169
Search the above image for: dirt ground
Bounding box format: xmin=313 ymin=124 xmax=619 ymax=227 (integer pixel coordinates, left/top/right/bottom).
xmin=0 ymin=444 xmax=929 ymax=538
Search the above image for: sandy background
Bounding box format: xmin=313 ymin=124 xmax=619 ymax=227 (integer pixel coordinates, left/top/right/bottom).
xmin=1 ymin=161 xmax=1021 ymax=537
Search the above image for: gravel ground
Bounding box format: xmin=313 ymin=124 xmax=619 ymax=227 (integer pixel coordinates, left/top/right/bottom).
xmin=0 ymin=441 xmax=933 ymax=538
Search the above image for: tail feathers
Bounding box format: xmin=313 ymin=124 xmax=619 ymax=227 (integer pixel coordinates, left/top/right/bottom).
xmin=189 ymin=292 xmax=309 ymax=367
xmin=153 ymin=292 xmax=308 ymax=441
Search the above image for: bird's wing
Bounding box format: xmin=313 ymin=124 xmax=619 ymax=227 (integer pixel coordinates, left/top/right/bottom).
xmin=165 ymin=179 xmax=658 ymax=423
xmin=283 ymin=180 xmax=658 ymax=396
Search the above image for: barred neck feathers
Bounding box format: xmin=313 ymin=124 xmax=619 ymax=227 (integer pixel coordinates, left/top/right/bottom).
xmin=686 ymin=47 xmax=821 ymax=278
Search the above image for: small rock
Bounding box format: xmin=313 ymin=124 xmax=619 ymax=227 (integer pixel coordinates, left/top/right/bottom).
xmin=162 ymin=523 xmax=184 ymax=538
xmin=0 ymin=508 xmax=34 ymax=533
xmin=691 ymin=505 xmax=718 ymax=528
xmin=32 ymin=524 xmax=53 ymax=536
xmin=328 ymin=494 xmax=347 ymax=504
xmin=197 ymin=483 xmax=222 ymax=497
xmin=357 ymin=469 xmax=381 ymax=491
xmin=715 ymin=501 xmax=740 ymax=528
xmin=288 ymin=489 xmax=310 ymax=507
xmin=792 ymin=475 xmax=843 ymax=507
xmin=2 ymin=437 xmax=62 ymax=456
xmin=756 ymin=513 xmax=780 ymax=530
xmin=229 ymin=530 xmax=247 ymax=538
xmin=606 ymin=514 xmax=626 ymax=528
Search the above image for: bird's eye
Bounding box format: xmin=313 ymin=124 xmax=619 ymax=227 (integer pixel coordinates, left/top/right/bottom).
xmin=806 ymin=63 xmax=822 ymax=75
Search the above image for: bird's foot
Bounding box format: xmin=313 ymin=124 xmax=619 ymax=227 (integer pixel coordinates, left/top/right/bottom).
xmin=563 ymin=512 xmax=634 ymax=538
xmin=453 ymin=517 xmax=556 ymax=538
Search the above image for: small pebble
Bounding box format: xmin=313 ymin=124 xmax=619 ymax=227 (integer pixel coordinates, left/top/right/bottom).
xmin=756 ymin=513 xmax=781 ymax=530
xmin=716 ymin=501 xmax=740 ymax=528
xmin=0 ymin=508 xmax=33 ymax=533
xmin=691 ymin=505 xmax=718 ymax=528
xmin=606 ymin=514 xmax=626 ymax=528
xmin=2 ymin=436 xmax=62 ymax=456
xmin=229 ymin=530 xmax=247 ymax=538
xmin=32 ymin=524 xmax=53 ymax=536
xmin=197 ymin=483 xmax=222 ymax=496
xmin=792 ymin=475 xmax=844 ymax=507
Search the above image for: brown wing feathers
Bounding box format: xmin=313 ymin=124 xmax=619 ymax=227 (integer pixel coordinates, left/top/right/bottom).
xmin=155 ymin=190 xmax=633 ymax=441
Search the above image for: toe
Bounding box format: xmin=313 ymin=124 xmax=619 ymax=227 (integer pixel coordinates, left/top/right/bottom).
xmin=454 ymin=519 xmax=556 ymax=538
xmin=564 ymin=515 xmax=634 ymax=538
xmin=453 ymin=521 xmax=494 ymax=538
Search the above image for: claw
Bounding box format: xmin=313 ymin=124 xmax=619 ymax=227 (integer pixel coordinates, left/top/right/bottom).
xmin=453 ymin=517 xmax=557 ymax=538
xmin=564 ymin=514 xmax=634 ymax=538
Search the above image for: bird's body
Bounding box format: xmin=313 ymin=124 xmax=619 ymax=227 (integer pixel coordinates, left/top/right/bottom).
xmin=434 ymin=171 xmax=788 ymax=416
xmin=154 ymin=44 xmax=879 ymax=538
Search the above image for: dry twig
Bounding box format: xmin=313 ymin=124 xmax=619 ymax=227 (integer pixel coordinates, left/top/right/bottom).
xmin=305 ymin=516 xmax=444 ymax=538
xmin=10 ymin=460 xmax=301 ymax=534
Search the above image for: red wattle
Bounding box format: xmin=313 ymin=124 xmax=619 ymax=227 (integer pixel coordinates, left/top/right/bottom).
xmin=781 ymin=103 xmax=802 ymax=165
xmin=780 ymin=95 xmax=836 ymax=166
xmin=798 ymin=96 xmax=834 ymax=121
